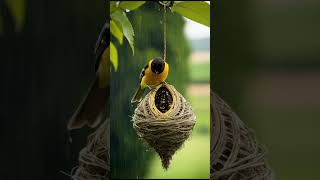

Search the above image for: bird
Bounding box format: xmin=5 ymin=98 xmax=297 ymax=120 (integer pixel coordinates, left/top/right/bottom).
xmin=131 ymin=57 xmax=169 ymax=104
xmin=67 ymin=21 xmax=109 ymax=130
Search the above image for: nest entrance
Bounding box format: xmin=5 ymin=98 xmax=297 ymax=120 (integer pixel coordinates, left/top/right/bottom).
xmin=155 ymin=86 xmax=173 ymax=113
xmin=132 ymin=83 xmax=196 ymax=170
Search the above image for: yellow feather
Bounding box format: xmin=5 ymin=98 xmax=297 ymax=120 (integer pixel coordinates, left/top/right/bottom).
xmin=98 ymin=46 xmax=109 ymax=88
xmin=141 ymin=60 xmax=169 ymax=87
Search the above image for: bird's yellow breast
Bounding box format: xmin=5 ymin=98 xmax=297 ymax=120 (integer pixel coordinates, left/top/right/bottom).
xmin=141 ymin=61 xmax=169 ymax=88
xmin=98 ymin=46 xmax=109 ymax=88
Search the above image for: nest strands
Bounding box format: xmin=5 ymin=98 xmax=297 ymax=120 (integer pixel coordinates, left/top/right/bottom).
xmin=132 ymin=83 xmax=196 ymax=169
xmin=211 ymin=91 xmax=274 ymax=180
xmin=71 ymin=119 xmax=110 ymax=180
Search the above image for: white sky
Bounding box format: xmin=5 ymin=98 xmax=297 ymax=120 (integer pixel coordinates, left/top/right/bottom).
xmin=184 ymin=18 xmax=210 ymax=40
xmin=183 ymin=1 xmax=210 ymax=40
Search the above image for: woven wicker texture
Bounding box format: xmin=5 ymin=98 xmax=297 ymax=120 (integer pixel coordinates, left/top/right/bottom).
xmin=132 ymin=83 xmax=196 ymax=169
xmin=211 ymin=90 xmax=274 ymax=180
xmin=71 ymin=119 xmax=110 ymax=180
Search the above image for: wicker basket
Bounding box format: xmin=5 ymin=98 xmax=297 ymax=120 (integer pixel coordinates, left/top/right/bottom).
xmin=132 ymin=83 xmax=196 ymax=169
xmin=211 ymin=90 xmax=274 ymax=180
xmin=71 ymin=119 xmax=110 ymax=180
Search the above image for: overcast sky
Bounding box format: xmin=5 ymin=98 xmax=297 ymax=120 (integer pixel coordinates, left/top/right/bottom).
xmin=184 ymin=18 xmax=210 ymax=40
xmin=183 ymin=1 xmax=210 ymax=40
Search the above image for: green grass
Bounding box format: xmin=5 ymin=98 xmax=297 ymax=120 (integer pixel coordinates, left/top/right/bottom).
xmin=243 ymin=105 xmax=320 ymax=180
xmin=144 ymin=93 xmax=210 ymax=178
xmin=189 ymin=63 xmax=210 ymax=83
xmin=188 ymin=95 xmax=210 ymax=135
xmin=145 ymin=135 xmax=210 ymax=179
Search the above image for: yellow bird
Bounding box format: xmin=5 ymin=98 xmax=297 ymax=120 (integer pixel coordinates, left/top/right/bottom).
xmin=67 ymin=21 xmax=109 ymax=130
xmin=131 ymin=57 xmax=169 ymax=104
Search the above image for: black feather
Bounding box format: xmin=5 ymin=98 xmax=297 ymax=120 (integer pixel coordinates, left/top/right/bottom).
xmin=151 ymin=57 xmax=165 ymax=74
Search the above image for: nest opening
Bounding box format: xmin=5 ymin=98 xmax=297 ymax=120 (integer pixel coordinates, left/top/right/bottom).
xmin=132 ymin=83 xmax=196 ymax=170
xmin=155 ymin=86 xmax=173 ymax=113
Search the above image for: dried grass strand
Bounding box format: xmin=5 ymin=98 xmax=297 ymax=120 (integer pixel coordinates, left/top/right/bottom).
xmin=211 ymin=91 xmax=274 ymax=180
xmin=71 ymin=119 xmax=110 ymax=180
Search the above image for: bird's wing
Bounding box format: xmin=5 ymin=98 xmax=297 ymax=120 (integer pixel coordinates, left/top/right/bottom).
xmin=94 ymin=21 xmax=110 ymax=72
xmin=139 ymin=63 xmax=149 ymax=83
xmin=67 ymin=16 xmax=110 ymax=131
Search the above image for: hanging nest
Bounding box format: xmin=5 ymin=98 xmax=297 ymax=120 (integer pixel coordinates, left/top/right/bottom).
xmin=71 ymin=119 xmax=110 ymax=180
xmin=211 ymin=90 xmax=274 ymax=180
xmin=132 ymin=83 xmax=196 ymax=170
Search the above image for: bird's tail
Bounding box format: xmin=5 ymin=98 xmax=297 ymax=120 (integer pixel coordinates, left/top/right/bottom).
xmin=67 ymin=76 xmax=109 ymax=130
xmin=131 ymin=85 xmax=145 ymax=105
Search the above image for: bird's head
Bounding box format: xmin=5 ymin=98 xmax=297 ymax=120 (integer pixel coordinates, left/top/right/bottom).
xmin=151 ymin=57 xmax=165 ymax=74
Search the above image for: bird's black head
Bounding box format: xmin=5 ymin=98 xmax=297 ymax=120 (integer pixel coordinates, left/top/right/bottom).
xmin=151 ymin=57 xmax=165 ymax=74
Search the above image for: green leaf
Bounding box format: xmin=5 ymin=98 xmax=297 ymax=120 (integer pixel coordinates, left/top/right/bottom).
xmin=0 ymin=15 xmax=3 ymax=35
xmin=110 ymin=20 xmax=123 ymax=44
xmin=5 ymin=0 xmax=26 ymax=31
xmin=119 ymin=1 xmax=145 ymax=11
xmin=110 ymin=1 xmax=118 ymax=14
xmin=172 ymin=1 xmax=210 ymax=27
xmin=111 ymin=10 xmax=135 ymax=55
xmin=110 ymin=42 xmax=118 ymax=71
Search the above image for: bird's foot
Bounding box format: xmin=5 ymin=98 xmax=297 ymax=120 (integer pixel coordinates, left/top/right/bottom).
xmin=147 ymin=85 xmax=153 ymax=90
xmin=160 ymin=81 xmax=168 ymax=87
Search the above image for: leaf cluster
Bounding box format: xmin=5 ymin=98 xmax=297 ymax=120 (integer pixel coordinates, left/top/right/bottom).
xmin=110 ymin=1 xmax=210 ymax=71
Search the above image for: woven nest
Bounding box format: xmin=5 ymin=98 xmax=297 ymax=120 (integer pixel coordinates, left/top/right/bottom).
xmin=132 ymin=83 xmax=196 ymax=169
xmin=71 ymin=119 xmax=110 ymax=180
xmin=211 ymin=91 xmax=274 ymax=180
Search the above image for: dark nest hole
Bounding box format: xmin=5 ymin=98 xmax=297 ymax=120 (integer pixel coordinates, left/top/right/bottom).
xmin=155 ymin=86 xmax=173 ymax=113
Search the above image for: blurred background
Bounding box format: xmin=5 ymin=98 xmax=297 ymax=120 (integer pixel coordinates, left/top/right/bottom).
xmin=0 ymin=0 xmax=106 ymax=179
xmin=110 ymin=2 xmax=210 ymax=179
xmin=214 ymin=0 xmax=320 ymax=179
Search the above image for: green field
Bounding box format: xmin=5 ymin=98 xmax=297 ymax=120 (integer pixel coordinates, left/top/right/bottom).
xmin=188 ymin=95 xmax=210 ymax=135
xmin=246 ymin=105 xmax=320 ymax=180
xmin=189 ymin=63 xmax=210 ymax=83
